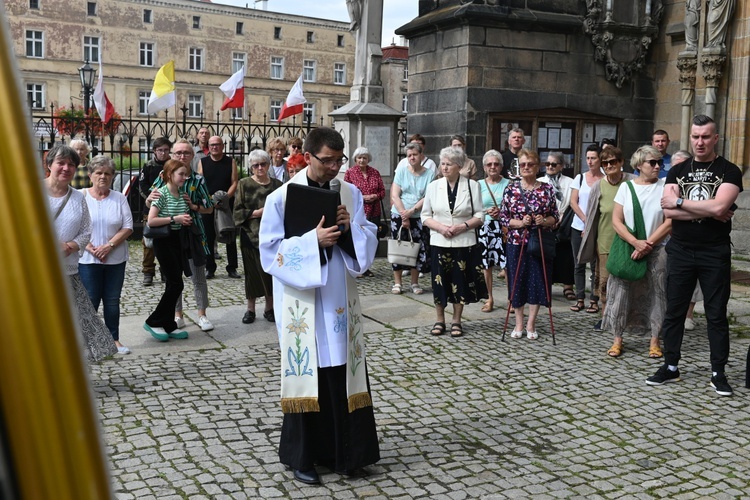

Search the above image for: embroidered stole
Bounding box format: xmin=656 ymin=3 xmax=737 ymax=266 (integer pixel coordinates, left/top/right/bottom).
xmin=278 ymin=171 xmax=372 ymax=413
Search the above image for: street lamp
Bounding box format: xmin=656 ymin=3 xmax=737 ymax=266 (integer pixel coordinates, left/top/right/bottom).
xmin=78 ymin=59 xmax=96 ymax=146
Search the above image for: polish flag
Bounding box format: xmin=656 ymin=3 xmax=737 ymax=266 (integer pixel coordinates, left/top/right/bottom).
xmin=93 ymin=59 xmax=115 ymax=124
xmin=219 ymin=66 xmax=245 ymax=111
xmin=277 ymin=74 xmax=306 ymax=121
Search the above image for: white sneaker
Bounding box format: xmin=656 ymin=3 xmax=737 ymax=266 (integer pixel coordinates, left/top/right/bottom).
xmin=175 ymin=316 xmax=186 ymax=329
xmin=117 ymin=345 xmax=131 ymax=355
xmin=684 ymin=317 xmax=695 ymax=331
xmin=198 ymin=315 xmax=214 ymax=332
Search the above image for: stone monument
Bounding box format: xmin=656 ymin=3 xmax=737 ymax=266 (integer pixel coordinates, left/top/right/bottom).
xmin=330 ymin=0 xmax=403 ymax=184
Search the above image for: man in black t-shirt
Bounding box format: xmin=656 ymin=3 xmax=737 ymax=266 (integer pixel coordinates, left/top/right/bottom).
xmin=646 ymin=115 xmax=742 ymax=396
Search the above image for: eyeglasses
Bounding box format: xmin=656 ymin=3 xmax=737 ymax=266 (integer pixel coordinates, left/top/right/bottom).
xmin=311 ymin=152 xmax=348 ymax=168
xmin=208 ymin=143 xmax=223 ymax=148
xmin=155 ymin=148 xmax=170 ymax=154
xmin=171 ymin=151 xmax=192 ymax=157
xmin=644 ymin=159 xmax=664 ymax=167
xmin=518 ymin=162 xmax=538 ymax=168
xmin=252 ymin=162 xmax=269 ymax=168
xmin=273 ymin=148 xmax=286 ymax=153
xmin=601 ymin=159 xmax=619 ymax=166
xmin=485 ymin=162 xmax=501 ymax=167
xmin=545 ymin=162 xmax=559 ymax=167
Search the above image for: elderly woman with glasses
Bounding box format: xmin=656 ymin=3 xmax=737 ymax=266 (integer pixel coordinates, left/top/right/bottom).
xmin=234 ymin=150 xmax=283 ymax=324
xmin=477 ymin=150 xmax=509 ymax=312
xmin=267 ymin=137 xmax=290 ymax=183
xmin=578 ymin=146 xmax=636 ymax=330
xmin=540 ymin=152 xmax=576 ymax=301
xmin=602 ymin=146 xmax=671 ymax=358
xmin=498 ymin=149 xmax=559 ymax=340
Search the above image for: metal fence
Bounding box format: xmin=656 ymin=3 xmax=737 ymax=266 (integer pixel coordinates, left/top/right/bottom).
xmin=31 ymin=104 xmax=408 ymax=225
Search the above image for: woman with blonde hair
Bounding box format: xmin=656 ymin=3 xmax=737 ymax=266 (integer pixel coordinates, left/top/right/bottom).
xmin=267 ymin=137 xmax=290 ymax=183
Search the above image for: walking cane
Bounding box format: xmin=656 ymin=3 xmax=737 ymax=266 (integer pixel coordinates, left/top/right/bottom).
xmin=536 ymin=226 xmax=556 ymax=346
xmin=501 ymin=229 xmax=528 ymax=342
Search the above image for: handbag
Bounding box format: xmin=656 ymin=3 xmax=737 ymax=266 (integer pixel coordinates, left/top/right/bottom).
xmin=606 ymin=181 xmax=648 ymax=281
xmin=376 ymin=199 xmax=389 ymax=239
xmin=143 ymin=222 xmax=170 ymax=239
xmin=556 ymin=206 xmax=575 ymax=243
xmin=526 ymin=227 xmax=557 ymax=260
xmin=387 ymin=226 xmax=420 ymax=267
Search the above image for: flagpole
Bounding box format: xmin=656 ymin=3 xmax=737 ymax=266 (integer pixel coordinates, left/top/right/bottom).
xmin=173 ymin=102 xmax=178 ymax=140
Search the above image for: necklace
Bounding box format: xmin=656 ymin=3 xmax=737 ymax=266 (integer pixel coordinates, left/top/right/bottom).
xmin=521 ymin=180 xmax=538 ymax=191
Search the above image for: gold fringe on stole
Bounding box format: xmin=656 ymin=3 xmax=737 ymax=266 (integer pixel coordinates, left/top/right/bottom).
xmin=281 ymin=397 xmax=321 ymax=414
xmin=347 ymin=392 xmax=373 ymax=412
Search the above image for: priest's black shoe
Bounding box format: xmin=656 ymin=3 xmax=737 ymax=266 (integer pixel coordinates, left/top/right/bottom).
xmin=292 ymin=468 xmax=321 ymax=485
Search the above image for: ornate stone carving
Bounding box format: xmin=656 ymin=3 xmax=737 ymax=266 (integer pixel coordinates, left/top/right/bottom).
xmin=701 ymin=52 xmax=728 ymax=86
xmin=677 ymin=55 xmax=698 ymax=88
xmin=706 ymin=0 xmax=736 ymax=51
xmin=684 ymin=0 xmax=700 ymax=52
xmin=583 ymin=0 xmax=664 ymax=89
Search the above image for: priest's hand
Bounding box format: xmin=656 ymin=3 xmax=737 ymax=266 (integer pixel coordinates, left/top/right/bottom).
xmin=335 ymin=204 xmax=350 ymax=233
xmin=317 ymin=216 xmax=342 ymax=248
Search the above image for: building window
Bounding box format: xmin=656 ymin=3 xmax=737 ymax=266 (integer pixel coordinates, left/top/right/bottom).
xmin=303 ymin=103 xmax=315 ymax=123
xmin=307 ymin=31 xmax=314 ymax=43
xmin=83 ymin=36 xmax=99 ymax=63
xmin=87 ymin=2 xmax=96 ymax=16
xmin=236 ymin=22 xmax=243 ymax=35
xmin=270 ymin=56 xmax=283 ymax=80
xmin=189 ymin=47 xmax=203 ymax=71
xmin=231 ymin=106 xmax=244 ymax=119
xmin=187 ymin=94 xmax=203 ymax=118
xmin=143 ymin=9 xmax=152 ymax=23
xmin=402 ymin=94 xmax=408 ymax=113
xmin=25 ymin=30 xmax=44 ymax=58
xmin=334 ymin=63 xmax=345 ymax=85
xmin=192 ymin=16 xmax=201 ymax=29
xmin=139 ymin=42 xmax=154 ymax=67
xmin=138 ymin=91 xmax=150 ymax=115
xmin=403 ymin=64 xmax=408 ymax=81
xmin=232 ymin=52 xmax=246 ymax=73
xmin=26 ymin=83 xmax=45 ymax=109
xmin=29 ymin=0 xmax=40 ymax=9
xmin=337 ymin=34 xmax=344 ymax=47
xmin=270 ymin=99 xmax=281 ymax=121
xmin=274 ymin=26 xmax=281 ymax=39
xmin=303 ymin=60 xmax=316 ymax=83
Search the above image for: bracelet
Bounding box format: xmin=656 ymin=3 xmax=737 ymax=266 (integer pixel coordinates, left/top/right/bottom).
xmin=464 ymin=222 xmax=470 ymax=229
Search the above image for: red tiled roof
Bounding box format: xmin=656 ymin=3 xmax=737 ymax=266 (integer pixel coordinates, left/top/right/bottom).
xmin=382 ymin=45 xmax=408 ymax=61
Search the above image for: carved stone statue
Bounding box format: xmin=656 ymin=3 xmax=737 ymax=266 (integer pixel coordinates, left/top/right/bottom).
xmin=346 ymin=0 xmax=362 ymax=31
xmin=684 ymin=0 xmax=700 ymax=52
xmin=706 ymin=0 xmax=737 ymax=50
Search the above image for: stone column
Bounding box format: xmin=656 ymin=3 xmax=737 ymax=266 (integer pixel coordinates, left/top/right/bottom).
xmin=701 ymin=48 xmax=727 ymax=119
xmin=677 ymin=54 xmax=697 ymax=149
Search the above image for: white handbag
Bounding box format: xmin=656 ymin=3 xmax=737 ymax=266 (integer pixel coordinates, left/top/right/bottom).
xmin=387 ymin=227 xmax=420 ymax=267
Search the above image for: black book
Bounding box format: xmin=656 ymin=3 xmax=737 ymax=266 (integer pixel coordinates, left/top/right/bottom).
xmin=284 ymin=183 xmax=340 ymax=238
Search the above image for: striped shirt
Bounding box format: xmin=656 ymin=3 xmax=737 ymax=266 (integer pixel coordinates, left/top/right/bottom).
xmin=152 ymin=172 xmax=213 ymax=254
xmin=153 ymin=186 xmax=189 ymax=229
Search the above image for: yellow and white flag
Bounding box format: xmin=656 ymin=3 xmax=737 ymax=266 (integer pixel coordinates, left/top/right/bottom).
xmin=147 ymin=60 xmax=175 ymax=114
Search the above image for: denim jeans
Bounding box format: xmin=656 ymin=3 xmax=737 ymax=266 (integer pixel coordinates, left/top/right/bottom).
xmin=662 ymin=240 xmax=732 ymax=372
xmin=79 ymin=262 xmax=127 ymax=341
xmin=570 ymin=228 xmax=599 ymax=302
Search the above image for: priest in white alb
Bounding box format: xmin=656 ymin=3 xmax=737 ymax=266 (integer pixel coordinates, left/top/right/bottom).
xmin=259 ymin=127 xmax=380 ymax=485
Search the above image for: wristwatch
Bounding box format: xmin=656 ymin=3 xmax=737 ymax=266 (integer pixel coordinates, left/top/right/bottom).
xmin=170 ymin=215 xmax=175 ymax=223
xmin=676 ymin=198 xmax=684 ymax=209
xmin=108 ymin=241 xmax=115 ymax=248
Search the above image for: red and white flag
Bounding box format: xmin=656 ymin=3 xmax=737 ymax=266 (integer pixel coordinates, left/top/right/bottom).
xmin=93 ymin=59 xmax=115 ymax=124
xmin=219 ymin=66 xmax=245 ymax=111
xmin=277 ymin=74 xmax=306 ymax=121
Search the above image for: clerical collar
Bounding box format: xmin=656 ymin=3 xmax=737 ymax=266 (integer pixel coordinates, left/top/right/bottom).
xmin=306 ymin=175 xmax=330 ymax=190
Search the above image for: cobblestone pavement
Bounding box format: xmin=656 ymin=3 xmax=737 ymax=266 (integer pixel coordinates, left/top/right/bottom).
xmin=93 ymin=242 xmax=750 ymax=499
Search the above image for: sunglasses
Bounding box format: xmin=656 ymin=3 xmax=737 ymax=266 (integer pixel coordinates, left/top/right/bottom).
xmin=601 ymin=159 xmax=619 ymax=166
xmin=645 ymin=159 xmax=664 ymax=167
xmin=545 ymin=162 xmax=559 ymax=167
xmin=518 ymin=162 xmax=538 ymax=168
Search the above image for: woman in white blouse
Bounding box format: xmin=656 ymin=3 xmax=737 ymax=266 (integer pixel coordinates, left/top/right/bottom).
xmin=79 ymin=155 xmax=134 ymax=354
xmin=422 ymin=147 xmax=486 ymax=337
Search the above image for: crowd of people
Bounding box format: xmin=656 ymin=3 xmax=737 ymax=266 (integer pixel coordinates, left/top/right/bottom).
xmin=50 ymin=115 xmax=742 ymax=486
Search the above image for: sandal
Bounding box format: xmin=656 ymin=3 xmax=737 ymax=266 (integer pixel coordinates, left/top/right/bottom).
xmin=430 ymin=322 xmax=446 ymax=336
xmin=570 ymin=300 xmax=585 ymax=312
xmin=526 ymin=330 xmax=538 ymax=340
xmin=411 ymin=283 xmax=424 ymax=295
xmin=563 ymin=288 xmax=576 ymax=300
xmin=607 ymin=339 xmax=623 ymax=357
xmin=649 ymin=340 xmax=663 ymax=358
xmin=510 ymin=329 xmax=523 ymax=339
xmin=585 ymin=301 xmax=600 ymax=314
xmin=391 ymin=283 xmax=402 ymax=295
xmin=481 ymin=300 xmax=494 ymax=313
xmin=450 ymin=323 xmax=463 ymax=337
